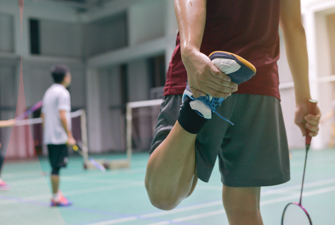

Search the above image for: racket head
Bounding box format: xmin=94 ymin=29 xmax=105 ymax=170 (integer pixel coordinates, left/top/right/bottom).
xmin=16 ymin=101 xmax=43 ymax=120
xmin=89 ymin=158 xmax=106 ymax=172
xmin=281 ymin=202 xmax=312 ymax=225
xmin=75 ymin=142 xmax=105 ymax=172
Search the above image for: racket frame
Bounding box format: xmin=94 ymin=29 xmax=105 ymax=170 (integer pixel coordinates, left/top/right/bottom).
xmin=73 ymin=142 xmax=106 ymax=172
xmin=281 ymin=202 xmax=312 ymax=225
xmin=16 ymin=101 xmax=43 ymax=120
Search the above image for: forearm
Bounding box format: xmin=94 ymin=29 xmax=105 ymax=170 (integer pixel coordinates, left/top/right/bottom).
xmin=0 ymin=120 xmax=14 ymax=128
xmin=282 ymin=25 xmax=311 ymax=103
xmin=175 ymin=0 xmax=207 ymax=55
xmin=41 ymin=113 xmax=44 ymax=129
xmin=59 ymin=113 xmax=72 ymax=138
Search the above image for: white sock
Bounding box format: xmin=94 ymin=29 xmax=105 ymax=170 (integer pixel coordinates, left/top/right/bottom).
xmin=53 ymin=191 xmax=61 ymax=201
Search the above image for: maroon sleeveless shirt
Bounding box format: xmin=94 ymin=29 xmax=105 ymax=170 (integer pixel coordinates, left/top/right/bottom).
xmin=164 ymin=0 xmax=281 ymax=100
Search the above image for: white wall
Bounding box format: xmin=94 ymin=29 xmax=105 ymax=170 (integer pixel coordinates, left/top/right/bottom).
xmin=98 ymin=67 xmax=124 ymax=152
xmin=107 ymin=67 xmax=124 ymax=151
xmin=39 ymin=20 xmax=83 ymax=58
xmin=127 ymin=59 xmax=150 ymax=102
xmin=128 ymin=0 xmax=165 ymax=46
xmin=84 ymin=12 xmax=128 ymax=57
xmin=314 ymin=10 xmax=335 ymax=147
xmin=0 ymin=13 xmax=14 ymax=53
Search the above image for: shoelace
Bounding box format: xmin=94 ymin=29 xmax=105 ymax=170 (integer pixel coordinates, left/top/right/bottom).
xmin=190 ymin=95 xmax=234 ymax=125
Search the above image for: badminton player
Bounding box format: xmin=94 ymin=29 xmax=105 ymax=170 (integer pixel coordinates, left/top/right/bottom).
xmin=145 ymin=0 xmax=321 ymax=224
xmin=0 ymin=119 xmax=16 ymax=190
xmin=41 ymin=65 xmax=75 ymax=206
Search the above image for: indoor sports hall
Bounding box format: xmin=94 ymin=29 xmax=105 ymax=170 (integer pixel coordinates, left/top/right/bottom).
xmin=0 ymin=0 xmax=334 ymax=224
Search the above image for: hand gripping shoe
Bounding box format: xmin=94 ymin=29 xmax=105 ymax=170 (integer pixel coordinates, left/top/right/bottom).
xmin=182 ymin=51 xmax=256 ymax=125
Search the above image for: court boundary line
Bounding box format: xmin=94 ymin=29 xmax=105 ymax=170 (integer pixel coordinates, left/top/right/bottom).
xmin=87 ymin=177 xmax=335 ymax=225
xmin=146 ymin=185 xmax=335 ymax=225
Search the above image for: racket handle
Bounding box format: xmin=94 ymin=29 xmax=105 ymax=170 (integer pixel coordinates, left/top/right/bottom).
xmin=305 ymin=99 xmax=318 ymax=145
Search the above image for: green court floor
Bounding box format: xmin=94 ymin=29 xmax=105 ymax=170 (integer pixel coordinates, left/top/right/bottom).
xmin=0 ymin=149 xmax=334 ymax=225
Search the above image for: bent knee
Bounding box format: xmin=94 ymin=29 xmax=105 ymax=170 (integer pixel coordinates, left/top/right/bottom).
xmin=146 ymin=184 xmax=181 ymax=210
xmin=150 ymin=197 xmax=178 ymax=211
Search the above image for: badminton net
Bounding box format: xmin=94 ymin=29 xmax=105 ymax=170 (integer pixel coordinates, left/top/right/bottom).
xmin=1 ymin=109 xmax=88 ymax=160
xmin=126 ymin=99 xmax=163 ymax=161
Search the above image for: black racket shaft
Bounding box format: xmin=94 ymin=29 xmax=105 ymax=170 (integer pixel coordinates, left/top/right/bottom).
xmin=300 ymin=100 xmax=318 ymax=205
xmin=72 ymin=144 xmax=105 ymax=172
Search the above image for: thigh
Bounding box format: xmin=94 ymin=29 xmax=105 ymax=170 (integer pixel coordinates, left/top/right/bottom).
xmin=149 ymin=95 xmax=182 ymax=154
xmin=47 ymin=144 xmax=69 ymax=168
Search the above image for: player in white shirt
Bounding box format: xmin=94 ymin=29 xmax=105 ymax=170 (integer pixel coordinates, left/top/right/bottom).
xmin=41 ymin=65 xmax=76 ymax=206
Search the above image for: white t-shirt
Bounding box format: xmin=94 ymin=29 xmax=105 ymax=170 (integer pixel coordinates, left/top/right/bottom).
xmin=42 ymin=84 xmax=71 ymax=145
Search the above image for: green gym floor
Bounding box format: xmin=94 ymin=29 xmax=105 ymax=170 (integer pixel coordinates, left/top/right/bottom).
xmin=0 ymin=149 xmax=334 ymax=225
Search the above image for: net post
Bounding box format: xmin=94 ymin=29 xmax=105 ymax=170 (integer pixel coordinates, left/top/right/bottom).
xmin=80 ymin=109 xmax=89 ymax=162
xmin=126 ymin=103 xmax=132 ymax=166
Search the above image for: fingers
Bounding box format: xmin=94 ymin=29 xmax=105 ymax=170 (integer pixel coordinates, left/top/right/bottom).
xmin=209 ymin=68 xmax=232 ymax=82
xmin=296 ymin=123 xmax=307 ymax=137
xmin=209 ymin=76 xmax=238 ymax=89
xmin=190 ymin=87 xmax=206 ymax=98
xmin=305 ymin=113 xmax=321 ymax=122
xmin=304 ymin=112 xmax=321 ymax=137
xmin=196 ymin=86 xmax=233 ymax=98
xmin=199 ymin=74 xmax=238 ymax=98
xmin=305 ymin=123 xmax=319 ymax=137
xmin=186 ymin=54 xmax=239 ymax=98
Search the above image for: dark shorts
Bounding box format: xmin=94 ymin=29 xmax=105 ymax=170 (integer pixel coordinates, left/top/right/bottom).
xmin=150 ymin=94 xmax=290 ymax=187
xmin=47 ymin=144 xmax=69 ymax=169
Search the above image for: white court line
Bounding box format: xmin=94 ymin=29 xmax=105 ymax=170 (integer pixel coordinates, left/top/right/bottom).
xmin=2 ymin=165 xmax=146 ymax=180
xmin=0 ymin=182 xmax=144 ymax=206
xmin=89 ymin=217 xmax=139 ymax=225
xmin=147 ymin=186 xmax=335 ymax=225
xmin=2 ymin=175 xmax=143 ymax=187
xmin=88 ymin=177 xmax=335 ymax=225
xmin=62 ymin=177 xmax=144 ymax=185
xmin=2 ymin=168 xmax=146 ymax=187
xmin=140 ymin=201 xmax=223 ymax=219
xmin=196 ymin=177 xmax=335 ymax=192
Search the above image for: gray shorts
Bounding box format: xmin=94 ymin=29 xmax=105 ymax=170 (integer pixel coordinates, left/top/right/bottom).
xmin=149 ymin=94 xmax=290 ymax=187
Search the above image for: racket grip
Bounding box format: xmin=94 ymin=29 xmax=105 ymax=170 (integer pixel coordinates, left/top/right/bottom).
xmin=305 ymin=99 xmax=318 ymax=145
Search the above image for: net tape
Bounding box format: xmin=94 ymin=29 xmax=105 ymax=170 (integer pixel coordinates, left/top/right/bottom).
xmin=14 ymin=109 xmax=83 ymax=126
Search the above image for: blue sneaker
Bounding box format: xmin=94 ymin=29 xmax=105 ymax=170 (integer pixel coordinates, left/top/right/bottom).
xmin=209 ymin=51 xmax=256 ymax=85
xmin=182 ymin=51 xmax=256 ymax=125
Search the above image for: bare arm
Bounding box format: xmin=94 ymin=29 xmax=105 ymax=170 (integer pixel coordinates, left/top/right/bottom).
xmin=0 ymin=119 xmax=15 ymax=128
xmin=280 ymin=0 xmax=320 ymax=136
xmin=41 ymin=113 xmax=44 ymax=129
xmin=175 ymin=0 xmax=237 ymax=98
xmin=59 ymin=110 xmax=75 ymax=145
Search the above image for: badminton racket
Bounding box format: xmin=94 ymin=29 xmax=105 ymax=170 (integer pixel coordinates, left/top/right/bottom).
xmin=281 ymin=99 xmax=318 ymax=225
xmin=72 ymin=142 xmax=105 ymax=172
xmin=16 ymin=101 xmax=43 ymax=120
